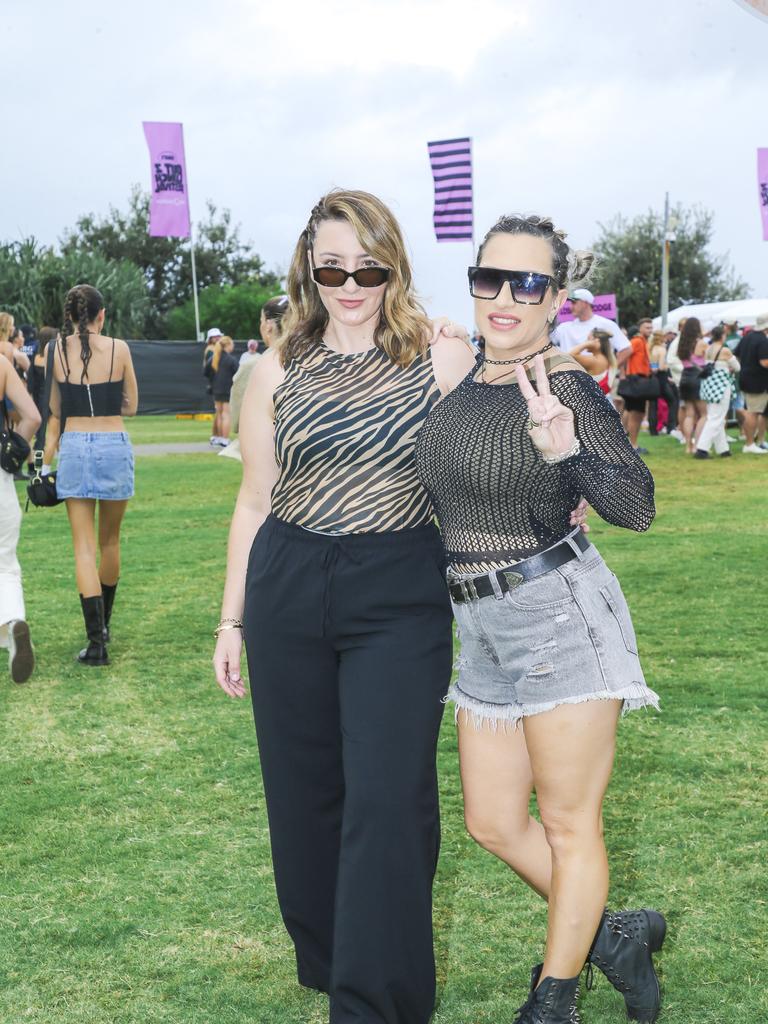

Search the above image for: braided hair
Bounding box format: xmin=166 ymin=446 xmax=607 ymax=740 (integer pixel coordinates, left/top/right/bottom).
xmin=61 ymin=284 xmax=104 ymax=383
xmin=476 ymin=214 xmax=596 ymax=292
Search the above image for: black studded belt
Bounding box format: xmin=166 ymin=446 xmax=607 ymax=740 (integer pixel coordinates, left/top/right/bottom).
xmin=448 ymin=530 xmax=592 ymax=604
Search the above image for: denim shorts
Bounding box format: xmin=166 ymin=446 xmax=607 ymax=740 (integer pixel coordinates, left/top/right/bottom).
xmin=447 ymin=541 xmax=659 ymax=728
xmin=56 ymin=432 xmax=135 ymax=501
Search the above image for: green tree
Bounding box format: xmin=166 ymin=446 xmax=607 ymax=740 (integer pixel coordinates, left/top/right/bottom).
xmin=0 ymin=238 xmax=148 ymax=337
xmin=61 ymin=186 xmax=280 ymax=337
xmin=166 ymin=281 xmax=283 ymax=340
xmin=588 ymin=206 xmax=750 ymax=328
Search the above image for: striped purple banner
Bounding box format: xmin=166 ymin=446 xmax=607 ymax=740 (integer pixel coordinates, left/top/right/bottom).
xmin=427 ymin=136 xmax=473 ymax=243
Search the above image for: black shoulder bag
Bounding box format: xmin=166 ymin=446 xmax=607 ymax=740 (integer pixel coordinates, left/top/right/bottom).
xmin=0 ymin=399 xmax=31 ymax=475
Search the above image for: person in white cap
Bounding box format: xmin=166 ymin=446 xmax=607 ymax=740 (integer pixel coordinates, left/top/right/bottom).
xmin=203 ymin=328 xmax=225 ymax=445
xmin=552 ymin=289 xmax=631 ymax=370
xmin=738 ymin=314 xmax=768 ymax=454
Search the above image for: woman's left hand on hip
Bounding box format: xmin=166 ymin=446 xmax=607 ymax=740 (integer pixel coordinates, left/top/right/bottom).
xmin=515 ymin=354 xmax=576 ymax=460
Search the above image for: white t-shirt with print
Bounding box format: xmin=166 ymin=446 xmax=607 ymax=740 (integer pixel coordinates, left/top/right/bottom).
xmin=552 ymin=314 xmax=630 ymax=354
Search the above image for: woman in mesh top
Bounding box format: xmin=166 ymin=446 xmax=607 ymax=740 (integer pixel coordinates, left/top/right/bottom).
xmin=415 ymin=216 xmax=664 ymax=1024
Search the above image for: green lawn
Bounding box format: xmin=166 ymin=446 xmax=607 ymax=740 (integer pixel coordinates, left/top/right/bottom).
xmin=2 ymin=428 xmax=766 ymax=1023
xmin=125 ymin=415 xmax=213 ymax=446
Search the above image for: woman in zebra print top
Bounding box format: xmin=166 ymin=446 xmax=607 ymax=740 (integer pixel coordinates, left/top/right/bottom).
xmin=212 ymin=189 xmax=476 ymax=1024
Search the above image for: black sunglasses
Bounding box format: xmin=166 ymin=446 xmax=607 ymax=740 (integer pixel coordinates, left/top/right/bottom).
xmin=312 ymin=266 xmax=390 ymax=289
xmin=468 ymin=266 xmax=554 ymax=304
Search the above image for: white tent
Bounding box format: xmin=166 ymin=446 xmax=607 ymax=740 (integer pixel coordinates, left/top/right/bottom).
xmin=653 ymin=299 xmax=768 ymax=332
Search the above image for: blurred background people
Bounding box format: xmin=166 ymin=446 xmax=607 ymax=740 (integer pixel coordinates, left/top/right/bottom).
xmin=552 ymin=287 xmax=631 ymax=370
xmin=567 ymin=327 xmax=616 ymax=395
xmin=210 ymin=336 xmax=238 ymax=447
xmin=647 ymin=328 xmax=670 ymax=435
xmin=623 ymin=317 xmax=654 ymax=453
xmin=0 ymin=351 xmax=41 ymax=683
xmin=203 ymin=327 xmax=224 ymax=445
xmin=738 ymin=314 xmax=768 ymax=454
xmin=221 ymin=296 xmax=289 ymax=463
xmin=676 ymin=317 xmax=708 ymax=455
xmin=695 ymin=325 xmax=740 ymax=459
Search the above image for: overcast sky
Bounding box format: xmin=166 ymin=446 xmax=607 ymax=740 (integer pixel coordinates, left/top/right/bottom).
xmin=2 ymin=0 xmax=767 ymax=331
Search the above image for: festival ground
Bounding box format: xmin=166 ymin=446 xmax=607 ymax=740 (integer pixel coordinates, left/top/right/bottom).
xmin=2 ymin=422 xmax=765 ymax=1024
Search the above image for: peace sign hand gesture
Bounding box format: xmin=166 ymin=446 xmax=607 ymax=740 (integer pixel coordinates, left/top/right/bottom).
xmin=515 ymin=354 xmax=577 ymax=462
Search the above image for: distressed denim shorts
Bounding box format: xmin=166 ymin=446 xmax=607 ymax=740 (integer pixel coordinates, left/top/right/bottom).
xmin=57 ymin=432 xmax=135 ymax=501
xmin=447 ymin=541 xmax=659 ymax=728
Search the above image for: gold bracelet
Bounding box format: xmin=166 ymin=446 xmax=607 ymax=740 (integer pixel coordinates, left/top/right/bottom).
xmin=214 ymin=618 xmax=243 ymax=639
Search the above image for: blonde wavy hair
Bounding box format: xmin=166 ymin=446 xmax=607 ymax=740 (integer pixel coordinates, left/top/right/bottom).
xmin=212 ymin=335 xmax=233 ymax=373
xmin=279 ymin=189 xmax=430 ymax=368
xmin=0 ymin=312 xmax=14 ymax=344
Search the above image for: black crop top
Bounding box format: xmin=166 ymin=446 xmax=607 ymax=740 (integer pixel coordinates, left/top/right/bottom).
xmin=57 ymin=337 xmax=124 ymax=418
xmin=414 ymin=358 xmax=655 ymax=571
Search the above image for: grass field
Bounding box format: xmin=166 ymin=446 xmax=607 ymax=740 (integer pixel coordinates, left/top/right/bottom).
xmin=2 ymin=423 xmax=766 ymax=1023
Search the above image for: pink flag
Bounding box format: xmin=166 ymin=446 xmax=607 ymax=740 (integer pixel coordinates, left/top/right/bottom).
xmin=142 ymin=122 xmax=191 ymax=238
xmin=758 ymin=148 xmax=768 ymax=241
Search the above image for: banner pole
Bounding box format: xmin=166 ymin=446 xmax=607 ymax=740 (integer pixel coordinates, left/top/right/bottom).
xmin=190 ymin=225 xmax=201 ymax=343
xmin=660 ymin=191 xmax=670 ymax=328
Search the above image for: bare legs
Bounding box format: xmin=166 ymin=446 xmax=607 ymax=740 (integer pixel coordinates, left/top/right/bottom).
xmin=66 ymin=498 xmax=128 ymax=595
xmin=213 ymin=401 xmax=231 ymax=441
xmin=680 ymin=400 xmax=707 ymax=453
xmin=98 ymin=500 xmax=127 ymax=587
xmin=459 ymin=699 xmax=621 ymax=981
xmin=743 ymin=410 xmax=767 ymax=447
xmin=625 ymin=409 xmax=645 ymax=449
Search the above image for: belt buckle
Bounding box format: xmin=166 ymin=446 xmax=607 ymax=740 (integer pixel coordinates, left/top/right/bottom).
xmin=503 ymin=570 xmax=524 ymax=590
xmin=461 ymin=578 xmax=479 ymax=602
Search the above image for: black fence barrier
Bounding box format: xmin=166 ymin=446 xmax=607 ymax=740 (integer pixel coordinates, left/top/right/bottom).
xmin=128 ymin=340 xmax=247 ymax=415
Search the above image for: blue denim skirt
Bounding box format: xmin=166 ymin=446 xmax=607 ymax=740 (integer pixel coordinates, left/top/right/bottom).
xmin=447 ymin=541 xmax=660 ymax=728
xmin=57 ymin=432 xmax=134 ymax=501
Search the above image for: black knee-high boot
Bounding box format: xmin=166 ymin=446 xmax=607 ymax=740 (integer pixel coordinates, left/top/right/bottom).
xmin=101 ymin=581 xmax=118 ymax=642
xmin=78 ymin=595 xmax=109 ymax=666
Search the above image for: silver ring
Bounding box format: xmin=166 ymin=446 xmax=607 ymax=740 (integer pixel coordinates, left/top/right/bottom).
xmin=527 ymin=417 xmax=542 ymax=430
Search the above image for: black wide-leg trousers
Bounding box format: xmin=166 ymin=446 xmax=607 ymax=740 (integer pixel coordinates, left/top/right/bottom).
xmin=243 ymin=515 xmax=453 ymax=1024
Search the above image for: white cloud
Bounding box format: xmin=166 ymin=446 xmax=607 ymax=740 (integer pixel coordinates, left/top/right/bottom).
xmin=183 ymin=0 xmax=531 ymax=78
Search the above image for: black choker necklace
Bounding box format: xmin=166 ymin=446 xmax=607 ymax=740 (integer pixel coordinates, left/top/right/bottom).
xmin=482 ymin=341 xmax=554 ymax=366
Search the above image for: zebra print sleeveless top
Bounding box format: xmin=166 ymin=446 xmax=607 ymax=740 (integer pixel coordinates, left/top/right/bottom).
xmin=271 ymin=340 xmax=441 ymax=533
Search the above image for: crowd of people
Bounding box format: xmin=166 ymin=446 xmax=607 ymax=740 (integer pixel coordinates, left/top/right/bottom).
xmin=201 ymin=295 xmax=290 ymax=452
xmin=550 ymin=291 xmax=768 ymax=460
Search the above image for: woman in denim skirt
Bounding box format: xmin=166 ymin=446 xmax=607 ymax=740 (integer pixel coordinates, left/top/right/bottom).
xmin=45 ymin=285 xmax=138 ymax=665
xmin=415 ymin=215 xmax=665 ymax=1024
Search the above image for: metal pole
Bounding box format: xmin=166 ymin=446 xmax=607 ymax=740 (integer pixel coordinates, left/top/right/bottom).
xmin=660 ymin=192 xmax=670 ymax=328
xmin=189 ymin=226 xmax=201 ymax=342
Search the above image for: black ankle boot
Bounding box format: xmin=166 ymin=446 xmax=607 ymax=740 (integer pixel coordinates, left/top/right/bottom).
xmin=78 ymin=595 xmax=109 ymax=666
xmin=514 ymin=967 xmax=580 ymax=1024
xmin=101 ymin=581 xmax=118 ymax=642
xmin=588 ymin=909 xmax=666 ymax=1023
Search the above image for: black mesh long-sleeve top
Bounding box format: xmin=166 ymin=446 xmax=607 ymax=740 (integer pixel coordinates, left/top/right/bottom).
xmin=414 ymin=358 xmax=655 ymax=572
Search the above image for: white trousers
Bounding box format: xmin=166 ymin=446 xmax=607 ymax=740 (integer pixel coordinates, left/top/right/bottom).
xmin=697 ymin=386 xmax=731 ymax=455
xmin=0 ymin=468 xmax=25 ymax=646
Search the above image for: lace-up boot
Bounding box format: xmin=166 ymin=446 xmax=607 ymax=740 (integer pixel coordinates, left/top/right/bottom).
xmin=513 ymin=968 xmax=580 ymax=1024
xmin=588 ymin=909 xmax=666 ymax=1022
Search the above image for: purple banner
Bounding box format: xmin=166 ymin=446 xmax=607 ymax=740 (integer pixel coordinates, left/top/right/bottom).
xmin=557 ymin=293 xmax=618 ymax=323
xmin=143 ymin=121 xmax=191 ymax=238
xmin=759 ymin=148 xmax=768 ymax=241
xmin=427 ymin=137 xmax=473 ymax=243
